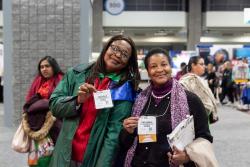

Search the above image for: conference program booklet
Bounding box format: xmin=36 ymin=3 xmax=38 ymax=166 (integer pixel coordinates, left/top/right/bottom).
xmin=167 ymin=115 xmax=195 ymax=151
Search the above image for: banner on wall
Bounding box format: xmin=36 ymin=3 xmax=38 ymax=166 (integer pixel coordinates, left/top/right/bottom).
xmin=196 ymin=44 xmax=213 ymax=65
xmin=235 ymin=48 xmax=250 ymax=59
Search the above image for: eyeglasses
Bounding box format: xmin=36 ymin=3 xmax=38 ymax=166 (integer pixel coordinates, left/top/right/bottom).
xmin=198 ymin=63 xmax=205 ymax=66
xmin=110 ymin=45 xmax=130 ymax=61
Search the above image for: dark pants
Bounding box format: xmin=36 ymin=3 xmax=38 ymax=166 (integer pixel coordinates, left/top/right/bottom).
xmin=209 ymin=85 xmax=216 ymax=98
xmin=220 ymin=86 xmax=234 ymax=103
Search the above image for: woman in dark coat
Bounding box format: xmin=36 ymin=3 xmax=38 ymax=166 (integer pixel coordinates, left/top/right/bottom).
xmin=120 ymin=48 xmax=216 ymax=167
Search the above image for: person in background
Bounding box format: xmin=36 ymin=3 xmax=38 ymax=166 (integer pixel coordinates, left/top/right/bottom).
xmin=205 ymin=63 xmax=217 ymax=98
xmin=220 ymin=61 xmax=235 ymax=105
xmin=26 ymin=56 xmax=64 ymax=102
xmin=179 ymin=56 xmax=218 ymax=123
xmin=232 ymin=58 xmax=249 ymax=102
xmin=175 ymin=62 xmax=187 ymax=80
xmin=49 ymin=35 xmax=141 ymax=167
xmin=120 ymin=48 xmax=216 ymax=167
xmin=213 ymin=49 xmax=229 ymax=71
xmin=22 ymin=56 xmax=64 ymax=167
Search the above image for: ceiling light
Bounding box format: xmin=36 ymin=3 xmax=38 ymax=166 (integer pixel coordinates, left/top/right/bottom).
xmin=109 ymin=29 xmax=124 ymax=35
xmin=154 ymin=30 xmax=167 ymax=36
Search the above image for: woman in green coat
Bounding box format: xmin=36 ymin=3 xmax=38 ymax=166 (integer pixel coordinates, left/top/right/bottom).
xmin=49 ymin=35 xmax=140 ymax=167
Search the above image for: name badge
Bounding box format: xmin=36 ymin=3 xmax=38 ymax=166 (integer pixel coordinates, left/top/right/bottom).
xmin=93 ymin=90 xmax=113 ymax=109
xmin=138 ymin=116 xmax=157 ymax=143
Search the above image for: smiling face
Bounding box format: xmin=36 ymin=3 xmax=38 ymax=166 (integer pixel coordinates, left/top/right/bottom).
xmin=104 ymin=40 xmax=132 ymax=73
xmin=147 ymin=54 xmax=172 ymax=86
xmin=40 ymin=60 xmax=54 ymax=79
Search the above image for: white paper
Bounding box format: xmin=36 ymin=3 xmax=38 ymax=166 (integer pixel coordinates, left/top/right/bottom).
xmin=138 ymin=116 xmax=157 ymax=135
xmin=93 ymin=90 xmax=113 ymax=109
xmin=167 ymin=115 xmax=195 ymax=151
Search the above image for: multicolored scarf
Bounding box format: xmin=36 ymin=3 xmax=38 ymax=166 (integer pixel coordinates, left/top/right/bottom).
xmin=26 ymin=73 xmax=63 ymax=101
xmin=124 ymin=78 xmax=189 ymax=167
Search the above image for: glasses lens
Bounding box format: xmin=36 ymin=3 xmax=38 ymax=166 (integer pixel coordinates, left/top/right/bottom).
xmin=110 ymin=45 xmax=129 ymax=61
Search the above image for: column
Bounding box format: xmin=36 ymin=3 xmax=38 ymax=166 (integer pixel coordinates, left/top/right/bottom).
xmin=187 ymin=0 xmax=202 ymax=50
xmin=80 ymin=0 xmax=92 ymax=63
xmin=92 ymin=0 xmax=104 ymax=53
xmin=3 ymin=0 xmax=14 ymax=126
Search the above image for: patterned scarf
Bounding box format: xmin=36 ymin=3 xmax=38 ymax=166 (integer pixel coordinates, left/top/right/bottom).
xmin=152 ymin=79 xmax=173 ymax=105
xmin=124 ymin=78 xmax=189 ymax=167
xmin=26 ymin=73 xmax=63 ymax=101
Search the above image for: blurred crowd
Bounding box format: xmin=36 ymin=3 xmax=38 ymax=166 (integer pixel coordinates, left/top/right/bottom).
xmin=175 ymin=55 xmax=250 ymax=110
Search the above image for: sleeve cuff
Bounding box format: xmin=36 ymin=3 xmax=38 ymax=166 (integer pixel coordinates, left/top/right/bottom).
xmin=74 ymin=98 xmax=81 ymax=112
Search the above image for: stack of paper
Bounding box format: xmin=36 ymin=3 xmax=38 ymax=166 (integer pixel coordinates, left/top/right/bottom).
xmin=167 ymin=115 xmax=195 ymax=151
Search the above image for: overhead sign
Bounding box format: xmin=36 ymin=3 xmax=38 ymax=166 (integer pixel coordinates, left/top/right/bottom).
xmin=244 ymin=8 xmax=250 ymax=24
xmin=105 ymin=0 xmax=125 ymax=15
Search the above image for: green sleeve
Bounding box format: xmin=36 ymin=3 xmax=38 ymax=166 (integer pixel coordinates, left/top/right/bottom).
xmin=95 ymin=101 xmax=132 ymax=167
xmin=49 ymin=68 xmax=79 ymax=118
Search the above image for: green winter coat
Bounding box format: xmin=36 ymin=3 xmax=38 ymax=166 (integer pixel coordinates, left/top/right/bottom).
xmin=48 ymin=64 xmax=133 ymax=167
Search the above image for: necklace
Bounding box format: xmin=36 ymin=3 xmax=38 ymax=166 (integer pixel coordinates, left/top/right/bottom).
xmin=151 ymin=90 xmax=171 ymax=99
xmin=144 ymin=95 xmax=170 ymax=118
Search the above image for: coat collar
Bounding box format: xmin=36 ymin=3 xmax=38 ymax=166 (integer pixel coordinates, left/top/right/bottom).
xmin=72 ymin=63 xmax=94 ymax=73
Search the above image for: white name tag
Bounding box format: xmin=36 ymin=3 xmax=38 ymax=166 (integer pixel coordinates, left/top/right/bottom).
xmin=93 ymin=90 xmax=113 ymax=109
xmin=138 ymin=116 xmax=157 ymax=143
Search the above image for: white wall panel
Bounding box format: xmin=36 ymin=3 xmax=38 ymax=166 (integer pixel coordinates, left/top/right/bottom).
xmin=201 ymin=36 xmax=250 ymax=43
xmin=206 ymin=11 xmax=250 ymax=27
xmin=103 ymin=11 xmax=186 ymax=27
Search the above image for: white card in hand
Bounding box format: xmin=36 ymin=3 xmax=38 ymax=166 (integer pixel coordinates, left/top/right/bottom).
xmin=138 ymin=116 xmax=157 ymax=143
xmin=93 ymin=90 xmax=113 ymax=109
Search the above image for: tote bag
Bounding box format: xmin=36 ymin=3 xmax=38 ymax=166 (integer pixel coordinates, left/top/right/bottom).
xmin=11 ymin=122 xmax=30 ymax=153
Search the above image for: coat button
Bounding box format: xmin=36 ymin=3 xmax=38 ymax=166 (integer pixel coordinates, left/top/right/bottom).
xmin=145 ymin=146 xmax=149 ymax=150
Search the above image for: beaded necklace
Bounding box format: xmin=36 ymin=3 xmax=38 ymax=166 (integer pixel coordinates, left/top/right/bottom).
xmin=151 ymin=90 xmax=171 ymax=99
xmin=144 ymin=95 xmax=170 ymax=118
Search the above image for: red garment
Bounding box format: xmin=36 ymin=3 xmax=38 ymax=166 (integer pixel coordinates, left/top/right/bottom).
xmin=71 ymin=77 xmax=110 ymax=162
xmin=26 ymin=73 xmax=63 ymax=101
xmin=37 ymin=80 xmax=54 ymax=99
